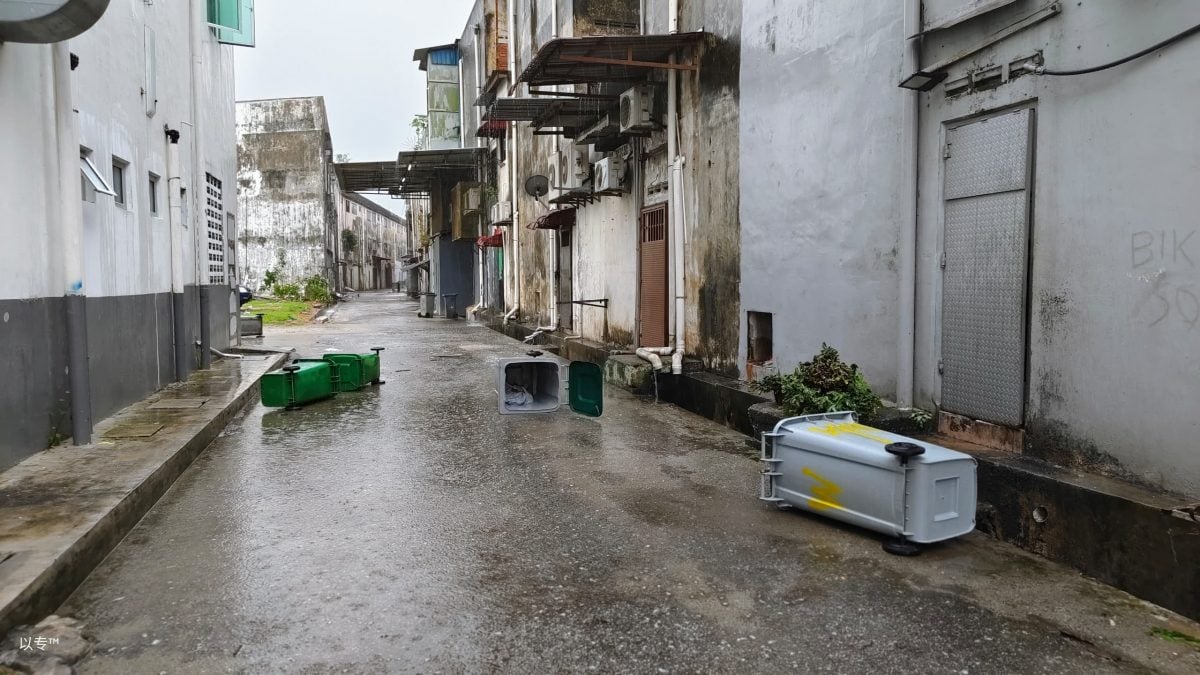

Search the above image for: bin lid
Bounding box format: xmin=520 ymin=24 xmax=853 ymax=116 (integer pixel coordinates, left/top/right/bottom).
xmin=772 ymin=412 xmax=971 ymax=468
xmin=568 ymin=361 xmax=603 ymax=417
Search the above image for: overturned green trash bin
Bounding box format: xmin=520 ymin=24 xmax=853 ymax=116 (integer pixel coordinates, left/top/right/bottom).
xmin=323 ymin=347 xmax=385 ymax=391
xmin=261 ymin=361 xmax=335 ymax=408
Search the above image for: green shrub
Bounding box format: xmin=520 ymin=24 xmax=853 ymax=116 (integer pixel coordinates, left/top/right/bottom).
xmin=302 ymin=275 xmax=332 ymax=303
xmin=769 ymin=344 xmax=882 ymax=420
xmin=273 ymin=283 xmax=301 ymax=301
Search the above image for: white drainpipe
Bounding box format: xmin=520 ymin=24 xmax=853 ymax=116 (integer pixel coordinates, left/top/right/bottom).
xmin=666 ymin=0 xmax=685 ymax=374
xmin=636 ymin=346 xmax=674 ymax=371
xmin=503 ymin=305 xmax=519 ymax=325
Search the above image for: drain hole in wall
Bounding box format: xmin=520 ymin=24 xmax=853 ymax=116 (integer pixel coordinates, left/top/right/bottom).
xmin=1032 ymin=506 xmax=1048 ymax=524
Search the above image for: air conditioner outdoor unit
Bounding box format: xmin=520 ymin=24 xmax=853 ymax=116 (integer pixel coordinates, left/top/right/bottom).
xmin=593 ymin=157 xmax=625 ymax=193
xmin=491 ymin=201 xmax=512 ymax=224
xmin=620 ymin=84 xmax=657 ymax=133
xmin=464 ymin=186 xmax=482 ymax=214
xmin=559 ymin=151 xmax=587 ymax=191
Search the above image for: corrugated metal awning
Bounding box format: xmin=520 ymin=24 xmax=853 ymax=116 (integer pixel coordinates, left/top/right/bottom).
xmin=517 ymin=33 xmax=707 ymax=87
xmin=476 ymin=120 xmax=509 ymax=138
xmin=335 ymin=148 xmax=485 ymax=197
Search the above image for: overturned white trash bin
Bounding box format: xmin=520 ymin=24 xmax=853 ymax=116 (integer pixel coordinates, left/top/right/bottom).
xmin=760 ymin=411 xmax=977 ymax=555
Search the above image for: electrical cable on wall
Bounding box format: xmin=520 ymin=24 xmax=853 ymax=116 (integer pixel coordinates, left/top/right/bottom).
xmin=1039 ymin=23 xmax=1200 ymax=76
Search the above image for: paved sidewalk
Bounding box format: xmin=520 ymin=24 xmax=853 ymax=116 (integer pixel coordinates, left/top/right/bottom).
xmin=0 ymin=351 xmax=286 ymax=637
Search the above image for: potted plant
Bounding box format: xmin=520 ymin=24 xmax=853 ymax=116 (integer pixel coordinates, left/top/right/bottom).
xmin=751 ymin=372 xmax=786 ymax=405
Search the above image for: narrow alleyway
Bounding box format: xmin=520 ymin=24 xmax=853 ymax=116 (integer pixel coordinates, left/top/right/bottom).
xmin=58 ymin=293 xmax=1188 ymax=673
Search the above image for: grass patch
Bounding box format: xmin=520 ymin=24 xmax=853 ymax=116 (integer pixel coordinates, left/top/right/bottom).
xmin=243 ymin=298 xmax=320 ymax=325
xmin=1150 ymin=627 xmax=1200 ymax=650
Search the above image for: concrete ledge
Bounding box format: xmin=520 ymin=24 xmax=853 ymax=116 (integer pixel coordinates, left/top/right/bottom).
xmin=968 ymin=446 xmax=1200 ymax=622
xmin=665 ymin=369 xmax=1200 ymax=621
xmin=0 ymin=353 xmax=287 ymax=635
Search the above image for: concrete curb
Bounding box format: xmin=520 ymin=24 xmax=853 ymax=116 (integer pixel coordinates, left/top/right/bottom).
xmin=0 ymin=353 xmax=287 ymax=636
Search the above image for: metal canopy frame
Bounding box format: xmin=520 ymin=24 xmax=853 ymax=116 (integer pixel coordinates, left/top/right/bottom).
xmin=334 ymin=148 xmax=486 ymax=197
xmin=516 ymin=32 xmax=707 ymax=87
xmin=483 ymin=97 xmax=614 ymax=138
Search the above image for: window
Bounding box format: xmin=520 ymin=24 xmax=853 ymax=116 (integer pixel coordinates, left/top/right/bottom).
xmin=80 ymin=149 xmax=115 ymax=202
xmin=111 ymin=159 xmax=127 ymax=206
xmin=208 ymin=0 xmax=256 ymax=48
xmin=747 ymin=311 xmax=774 ymax=364
xmin=148 ymin=173 xmax=160 ymax=215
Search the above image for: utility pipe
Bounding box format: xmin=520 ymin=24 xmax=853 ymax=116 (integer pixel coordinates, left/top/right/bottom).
xmin=189 ymin=0 xmax=211 ymax=369
xmin=636 ymin=346 xmax=674 ymax=372
xmin=166 ymin=128 xmax=189 ymax=382
xmin=896 ymin=0 xmax=920 ymax=408
xmin=53 ymin=42 xmax=93 ymax=445
xmin=503 ymin=305 xmax=519 ymax=325
xmin=666 ymin=54 xmax=686 ymax=373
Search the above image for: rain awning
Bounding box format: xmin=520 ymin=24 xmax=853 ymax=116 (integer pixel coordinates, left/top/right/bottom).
xmin=517 ymin=33 xmax=707 ymax=87
xmin=529 ymin=208 xmax=577 ymax=230
xmin=402 ymin=258 xmax=430 ymax=272
xmin=483 ymin=96 xmax=614 ymax=136
xmin=476 ymin=120 xmax=509 ymax=138
xmin=335 ymin=148 xmax=485 ymax=198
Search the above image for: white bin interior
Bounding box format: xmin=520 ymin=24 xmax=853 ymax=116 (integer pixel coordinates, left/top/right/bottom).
xmin=501 ymin=360 xmax=561 ymax=413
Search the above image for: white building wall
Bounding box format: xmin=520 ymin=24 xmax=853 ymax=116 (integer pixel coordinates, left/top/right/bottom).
xmin=71 ymin=0 xmax=237 ymax=299
xmin=740 ymin=0 xmax=907 ymax=393
xmin=912 ymin=0 xmax=1200 ymax=495
xmin=0 ymin=43 xmax=59 ymax=301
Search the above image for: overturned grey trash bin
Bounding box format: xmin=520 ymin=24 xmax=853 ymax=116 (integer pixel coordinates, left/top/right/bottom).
xmin=760 ymin=411 xmax=976 ymax=555
xmin=496 ymin=356 xmax=603 ymax=417
xmin=239 ymin=313 xmax=264 ymax=337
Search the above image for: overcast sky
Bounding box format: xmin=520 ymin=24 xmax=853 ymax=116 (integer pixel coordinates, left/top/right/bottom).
xmin=235 ymin=0 xmax=475 ymax=209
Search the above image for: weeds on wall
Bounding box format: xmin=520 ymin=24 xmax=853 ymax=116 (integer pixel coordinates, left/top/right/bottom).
xmin=752 ymin=344 xmax=881 ymax=421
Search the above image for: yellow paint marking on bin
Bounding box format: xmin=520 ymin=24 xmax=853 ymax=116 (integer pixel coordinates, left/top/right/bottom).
xmin=805 ymin=421 xmax=893 ymax=445
xmin=801 ymin=467 xmax=844 ymax=511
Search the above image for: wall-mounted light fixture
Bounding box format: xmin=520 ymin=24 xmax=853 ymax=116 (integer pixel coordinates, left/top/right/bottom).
xmin=898 ymin=70 xmax=948 ymax=91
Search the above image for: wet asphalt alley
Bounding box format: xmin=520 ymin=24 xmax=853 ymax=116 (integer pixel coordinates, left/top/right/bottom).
xmin=58 ymin=292 xmax=1191 ymax=674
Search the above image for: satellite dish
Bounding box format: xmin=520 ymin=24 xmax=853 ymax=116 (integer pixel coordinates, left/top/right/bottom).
xmin=524 ymin=175 xmax=550 ymax=199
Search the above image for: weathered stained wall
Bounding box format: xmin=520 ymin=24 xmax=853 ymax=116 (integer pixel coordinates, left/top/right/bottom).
xmin=337 ymin=192 xmax=407 ymax=291
xmin=740 ymin=0 xmax=905 ymax=392
xmin=236 ymin=97 xmax=336 ymax=290
xmin=912 ymin=0 xmax=1200 ymax=496
xmin=677 ymin=0 xmax=741 ymax=375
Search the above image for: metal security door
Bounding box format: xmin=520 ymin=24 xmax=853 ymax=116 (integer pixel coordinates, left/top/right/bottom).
xmin=941 ymin=108 xmax=1033 ymax=427
xmin=639 ymin=204 xmax=669 ymax=347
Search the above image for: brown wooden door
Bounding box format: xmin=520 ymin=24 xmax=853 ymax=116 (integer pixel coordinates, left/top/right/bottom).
xmin=638 ymin=204 xmax=669 ymax=347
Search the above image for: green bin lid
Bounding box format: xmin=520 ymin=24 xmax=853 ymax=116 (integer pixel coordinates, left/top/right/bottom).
xmin=568 ymin=361 xmax=603 ymax=417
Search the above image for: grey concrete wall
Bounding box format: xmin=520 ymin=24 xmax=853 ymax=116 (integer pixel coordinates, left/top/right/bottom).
xmin=739 ymin=0 xmax=906 ymax=392
xmin=912 ymin=0 xmax=1200 ymax=495
xmin=86 ymin=292 xmax=176 ymax=423
xmin=0 ymin=298 xmax=71 ymax=470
